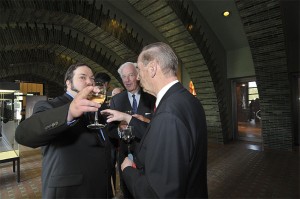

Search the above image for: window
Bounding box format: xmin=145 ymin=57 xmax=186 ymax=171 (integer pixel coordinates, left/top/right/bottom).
xmin=248 ymin=81 xmax=259 ymax=102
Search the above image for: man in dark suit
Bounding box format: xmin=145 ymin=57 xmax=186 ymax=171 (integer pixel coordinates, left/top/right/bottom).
xmin=15 ymin=63 xmax=113 ymax=198
xmin=104 ymin=43 xmax=208 ymax=198
xmin=107 ymin=62 xmax=155 ymax=198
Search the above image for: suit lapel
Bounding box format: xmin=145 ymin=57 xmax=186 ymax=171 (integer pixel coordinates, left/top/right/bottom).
xmin=136 ymin=90 xmax=155 ymax=115
xmin=122 ymin=92 xmax=132 ymax=112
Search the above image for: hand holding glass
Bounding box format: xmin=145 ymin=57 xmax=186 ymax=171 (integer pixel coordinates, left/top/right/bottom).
xmin=87 ymin=82 xmax=106 ymax=129
xmin=121 ymin=126 xmax=135 ymax=160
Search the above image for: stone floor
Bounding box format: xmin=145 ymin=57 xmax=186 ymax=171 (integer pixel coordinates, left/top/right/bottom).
xmin=0 ymin=141 xmax=299 ymax=198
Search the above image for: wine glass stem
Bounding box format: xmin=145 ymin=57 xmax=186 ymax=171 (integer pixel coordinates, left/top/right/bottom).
xmin=94 ymin=111 xmax=99 ymax=125
xmin=128 ymin=144 xmax=130 ymax=154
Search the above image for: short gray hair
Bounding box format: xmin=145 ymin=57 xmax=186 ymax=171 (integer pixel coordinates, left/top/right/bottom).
xmin=139 ymin=42 xmax=178 ymax=77
xmin=117 ymin=62 xmax=138 ymax=76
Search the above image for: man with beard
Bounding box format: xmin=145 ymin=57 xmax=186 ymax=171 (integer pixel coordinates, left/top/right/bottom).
xmin=107 ymin=62 xmax=155 ymax=199
xmin=15 ymin=63 xmax=113 ymax=198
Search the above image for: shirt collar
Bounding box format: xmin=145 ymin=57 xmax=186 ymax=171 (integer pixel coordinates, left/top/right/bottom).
xmin=156 ymin=80 xmax=179 ymax=107
xmin=127 ymin=87 xmax=141 ymax=97
xmin=66 ymin=91 xmax=74 ymax=99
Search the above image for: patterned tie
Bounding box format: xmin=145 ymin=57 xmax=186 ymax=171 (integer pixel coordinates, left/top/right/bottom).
xmin=132 ymin=94 xmax=138 ymax=114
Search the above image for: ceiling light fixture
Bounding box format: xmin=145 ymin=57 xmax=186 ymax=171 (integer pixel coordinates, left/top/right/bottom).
xmin=0 ymin=89 xmax=17 ymax=93
xmin=223 ymin=11 xmax=230 ymax=17
xmin=187 ymin=24 xmax=193 ymax=31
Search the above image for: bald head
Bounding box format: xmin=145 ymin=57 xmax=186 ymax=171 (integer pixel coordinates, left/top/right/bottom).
xmin=112 ymin=87 xmax=123 ymax=96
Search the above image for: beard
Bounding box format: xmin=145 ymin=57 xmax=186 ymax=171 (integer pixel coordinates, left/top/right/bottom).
xmin=70 ymin=80 xmax=79 ymax=93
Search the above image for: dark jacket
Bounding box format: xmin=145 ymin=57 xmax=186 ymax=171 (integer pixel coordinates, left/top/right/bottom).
xmin=107 ymin=89 xmax=155 ymax=198
xmin=15 ymin=93 xmax=113 ymax=198
xmin=108 ymin=89 xmax=156 ymax=162
xmin=123 ymin=83 xmax=208 ymax=198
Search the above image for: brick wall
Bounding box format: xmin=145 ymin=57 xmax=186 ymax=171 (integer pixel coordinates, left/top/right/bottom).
xmin=236 ymin=0 xmax=293 ymax=150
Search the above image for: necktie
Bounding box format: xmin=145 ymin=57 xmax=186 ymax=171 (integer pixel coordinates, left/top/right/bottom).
xmin=99 ymin=128 xmax=105 ymax=141
xmin=132 ymin=94 xmax=138 ymax=114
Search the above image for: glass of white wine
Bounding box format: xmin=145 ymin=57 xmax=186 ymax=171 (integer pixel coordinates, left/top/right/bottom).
xmin=87 ymin=81 xmax=107 ymax=129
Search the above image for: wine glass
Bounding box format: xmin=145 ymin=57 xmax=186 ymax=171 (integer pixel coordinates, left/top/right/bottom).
xmin=87 ymin=81 xmax=107 ymax=129
xmin=121 ymin=126 xmax=135 ymax=160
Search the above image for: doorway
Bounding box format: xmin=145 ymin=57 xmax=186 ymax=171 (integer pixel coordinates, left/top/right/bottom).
xmin=291 ymin=73 xmax=300 ymax=146
xmin=233 ymin=79 xmax=262 ymax=143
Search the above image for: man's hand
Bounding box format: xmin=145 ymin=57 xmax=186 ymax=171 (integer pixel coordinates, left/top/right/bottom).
xmin=132 ymin=114 xmax=150 ymax=123
xmin=119 ymin=120 xmax=129 ymax=131
xmin=101 ymin=109 xmax=132 ymax=124
xmin=67 ymin=86 xmax=101 ymax=121
xmin=121 ymin=157 xmax=135 ymax=171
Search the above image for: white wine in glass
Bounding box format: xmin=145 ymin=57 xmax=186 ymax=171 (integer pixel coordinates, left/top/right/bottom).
xmin=87 ymin=82 xmax=107 ymax=129
xmin=90 ymin=93 xmax=106 ymax=104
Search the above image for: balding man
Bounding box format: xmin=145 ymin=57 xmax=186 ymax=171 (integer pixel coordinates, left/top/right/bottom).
xmin=103 ymin=42 xmax=208 ymax=198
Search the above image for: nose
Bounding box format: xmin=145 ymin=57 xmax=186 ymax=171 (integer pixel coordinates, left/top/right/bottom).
xmin=123 ymin=76 xmax=130 ymax=82
xmin=87 ymin=77 xmax=94 ymax=86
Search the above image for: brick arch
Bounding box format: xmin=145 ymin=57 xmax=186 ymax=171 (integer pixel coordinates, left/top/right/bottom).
xmin=127 ymin=0 xmax=226 ymax=143
xmin=0 ymin=0 xmax=147 ymax=90
xmin=0 ymin=48 xmax=122 ymax=97
xmin=0 ymin=26 xmax=123 ymax=89
xmin=168 ymin=0 xmax=230 ymax=143
xmin=0 ymin=50 xmax=65 ymax=84
xmin=0 ymin=24 xmax=119 ymax=75
xmin=0 ymin=2 xmax=141 ymax=60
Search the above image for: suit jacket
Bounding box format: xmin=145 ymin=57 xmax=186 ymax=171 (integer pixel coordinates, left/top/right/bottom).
xmin=15 ymin=93 xmax=113 ymax=199
xmin=108 ymin=89 xmax=156 ymax=163
xmin=122 ymin=82 xmax=208 ymax=198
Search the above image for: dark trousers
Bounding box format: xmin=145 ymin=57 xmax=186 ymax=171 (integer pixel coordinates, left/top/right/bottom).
xmin=118 ymin=154 xmax=134 ymax=199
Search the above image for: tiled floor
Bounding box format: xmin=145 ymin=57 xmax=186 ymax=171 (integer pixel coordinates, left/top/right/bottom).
xmin=0 ymin=141 xmax=299 ymax=198
xmin=238 ymin=121 xmax=262 ymax=142
xmin=0 ymin=149 xmax=42 ymax=199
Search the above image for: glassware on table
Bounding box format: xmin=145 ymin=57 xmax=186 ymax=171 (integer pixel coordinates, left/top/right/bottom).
xmin=87 ymin=81 xmax=107 ymax=129
xmin=121 ymin=126 xmax=135 ymax=160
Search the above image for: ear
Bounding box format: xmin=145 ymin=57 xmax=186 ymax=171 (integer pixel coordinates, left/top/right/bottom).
xmin=66 ymin=80 xmax=71 ymax=88
xmin=149 ymin=61 xmax=157 ymax=78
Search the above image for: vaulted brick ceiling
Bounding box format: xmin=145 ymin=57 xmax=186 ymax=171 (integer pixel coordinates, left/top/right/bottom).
xmin=0 ymin=0 xmax=244 ymax=96
xmin=0 ymin=0 xmax=296 ymax=148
